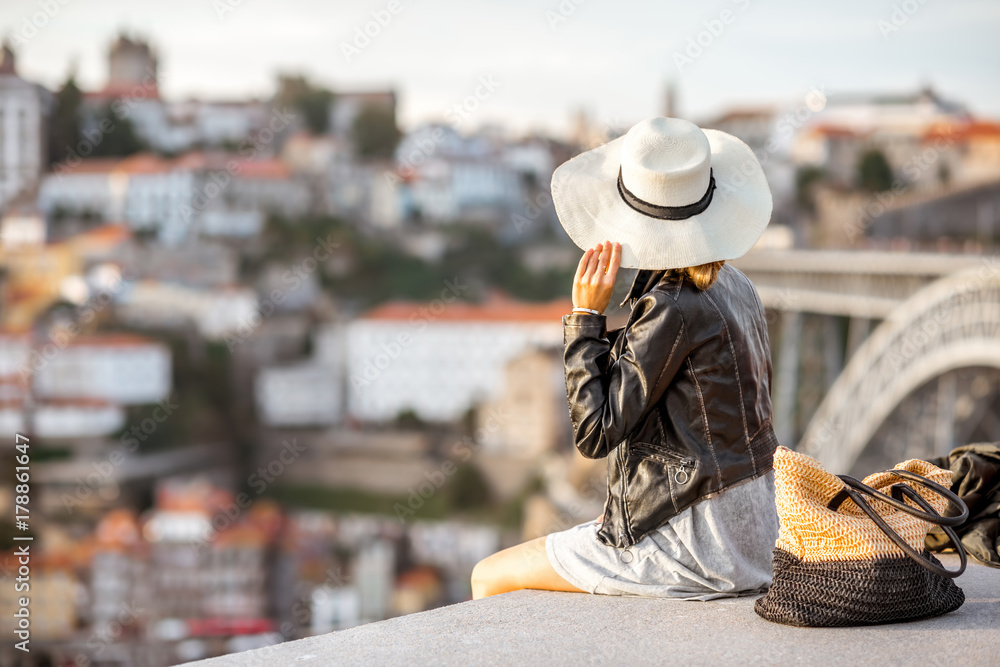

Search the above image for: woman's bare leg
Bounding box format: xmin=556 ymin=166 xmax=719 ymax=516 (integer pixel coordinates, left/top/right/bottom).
xmin=471 ymin=535 xmax=586 ymax=600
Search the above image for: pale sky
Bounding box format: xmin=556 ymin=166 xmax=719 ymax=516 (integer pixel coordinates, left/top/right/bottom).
xmin=2 ymin=0 xmax=999 ymax=139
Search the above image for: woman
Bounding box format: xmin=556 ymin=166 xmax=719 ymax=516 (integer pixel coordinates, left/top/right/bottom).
xmin=471 ymin=116 xmax=780 ymax=600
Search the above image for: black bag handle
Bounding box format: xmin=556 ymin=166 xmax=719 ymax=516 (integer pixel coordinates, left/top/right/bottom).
xmin=828 ymin=470 xmax=968 ymax=579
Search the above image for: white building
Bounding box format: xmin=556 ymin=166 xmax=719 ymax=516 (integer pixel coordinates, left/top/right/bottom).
xmin=407 ymin=520 xmax=500 ymax=573
xmin=0 ymin=332 xmax=156 ymax=438
xmin=33 ymin=333 xmax=171 ymax=405
xmin=345 ymin=293 xmax=569 ymax=422
xmin=394 ymin=124 xmax=526 ymax=225
xmin=0 ymin=205 xmax=46 ymax=247
xmin=33 ymin=399 xmax=126 ymax=438
xmin=328 ymin=90 xmax=396 ymax=140
xmin=254 ymin=323 xmax=345 ymax=427
xmin=115 ymin=280 xmax=259 ymax=340
xmin=38 ymin=152 xmax=310 ymax=244
xmin=0 ymin=331 xmax=31 ymax=376
xmin=82 ymin=35 xmax=273 ymax=154
xmin=788 ymin=87 xmax=974 ymax=191
xmin=254 ymin=362 xmax=342 ymax=427
xmin=0 ymin=43 xmax=50 ymax=211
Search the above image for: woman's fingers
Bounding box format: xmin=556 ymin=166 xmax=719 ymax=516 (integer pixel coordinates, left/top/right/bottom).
xmin=594 ymin=242 xmax=610 ymax=279
xmin=584 ymin=242 xmax=602 ymax=279
xmin=606 ymin=242 xmax=622 ymax=281
xmin=575 ymin=247 xmax=593 ymax=280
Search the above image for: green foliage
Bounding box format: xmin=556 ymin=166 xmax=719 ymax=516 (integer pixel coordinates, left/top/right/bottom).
xmin=259 ymin=214 xmax=578 ymax=307
xmin=351 ymin=103 xmax=401 ymax=159
xmin=48 ymin=75 xmax=82 ymax=166
xmin=267 ymin=483 xmax=450 ymax=518
xmin=275 ymin=74 xmax=334 ymax=134
xmin=88 ymin=104 xmax=146 ymax=157
xmin=442 ymin=463 xmax=493 ymax=511
xmin=112 ymin=399 xmax=189 ymax=454
xmin=393 ymin=408 xmax=426 ymax=430
xmin=857 ymin=148 xmax=893 ymax=193
xmin=495 ymin=473 xmax=546 ymax=529
xmin=795 ymin=165 xmax=826 ymax=212
xmin=27 ymin=446 xmax=73 ymax=462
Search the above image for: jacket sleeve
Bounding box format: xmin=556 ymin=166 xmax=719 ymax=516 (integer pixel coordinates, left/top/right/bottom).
xmin=562 ymin=292 xmax=689 ymax=459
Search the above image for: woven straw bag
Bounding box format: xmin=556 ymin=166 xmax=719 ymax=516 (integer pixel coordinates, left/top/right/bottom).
xmin=755 ymin=446 xmax=969 ymax=627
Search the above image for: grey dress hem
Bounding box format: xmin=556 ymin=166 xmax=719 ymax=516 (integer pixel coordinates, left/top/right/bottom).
xmin=545 ymin=470 xmax=779 ymax=600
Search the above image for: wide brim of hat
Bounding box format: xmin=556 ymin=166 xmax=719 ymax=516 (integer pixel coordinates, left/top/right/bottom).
xmin=550 ymin=128 xmax=773 ymax=270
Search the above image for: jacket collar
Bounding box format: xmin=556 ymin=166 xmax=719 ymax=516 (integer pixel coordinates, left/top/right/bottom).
xmin=619 ymin=268 xmax=670 ymax=309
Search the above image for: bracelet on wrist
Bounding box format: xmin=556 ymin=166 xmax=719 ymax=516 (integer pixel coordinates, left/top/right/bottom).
xmin=572 ymin=307 xmax=602 ymax=316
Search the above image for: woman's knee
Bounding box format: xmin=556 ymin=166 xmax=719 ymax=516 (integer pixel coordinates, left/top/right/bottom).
xmin=470 ymin=555 xmax=503 ymax=599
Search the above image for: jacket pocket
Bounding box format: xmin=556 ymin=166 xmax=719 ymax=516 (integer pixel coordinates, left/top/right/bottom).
xmin=630 ymin=442 xmax=695 ymax=486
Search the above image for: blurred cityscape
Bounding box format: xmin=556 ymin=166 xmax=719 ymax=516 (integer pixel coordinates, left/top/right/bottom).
xmin=0 ymin=22 xmax=999 ymax=667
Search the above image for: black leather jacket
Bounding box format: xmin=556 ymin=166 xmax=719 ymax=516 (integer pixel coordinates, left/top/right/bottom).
xmin=562 ymin=263 xmax=779 ymax=550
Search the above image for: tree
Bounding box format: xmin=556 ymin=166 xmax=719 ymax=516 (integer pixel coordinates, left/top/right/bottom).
xmin=89 ymin=104 xmax=146 ymax=157
xmin=275 ymin=74 xmax=334 ymax=134
xmin=443 ymin=463 xmax=493 ymax=511
xmin=857 ymin=148 xmax=893 ymax=193
xmin=795 ymin=165 xmax=825 ymax=213
xmin=47 ymin=75 xmax=82 ymax=166
xmin=352 ymin=104 xmax=401 ymax=159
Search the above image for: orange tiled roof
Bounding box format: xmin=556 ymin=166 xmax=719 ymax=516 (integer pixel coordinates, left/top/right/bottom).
xmin=923 ymin=120 xmax=1000 ymax=142
xmin=68 ymin=333 xmax=163 ymax=348
xmin=238 ymin=159 xmax=292 ymax=179
xmin=115 ymin=153 xmax=169 ymax=174
xmin=70 ymin=223 xmax=132 ymax=246
xmin=85 ymin=83 xmax=161 ymax=101
xmin=55 ymin=152 xmax=293 ymax=180
xmin=59 ymin=157 xmax=124 ymax=174
xmin=807 ymin=123 xmax=860 ymax=139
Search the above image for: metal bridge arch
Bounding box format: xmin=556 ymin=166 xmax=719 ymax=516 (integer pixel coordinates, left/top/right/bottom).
xmin=798 ymin=262 xmax=1000 ymax=473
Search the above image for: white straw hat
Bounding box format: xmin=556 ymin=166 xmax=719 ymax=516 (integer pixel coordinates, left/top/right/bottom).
xmin=551 ymin=116 xmax=773 ymax=270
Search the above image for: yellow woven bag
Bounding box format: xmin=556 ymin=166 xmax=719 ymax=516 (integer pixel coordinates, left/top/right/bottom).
xmin=755 ymin=446 xmax=969 ymax=627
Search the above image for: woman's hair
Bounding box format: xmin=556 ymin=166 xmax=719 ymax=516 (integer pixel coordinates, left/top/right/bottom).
xmin=681 ymin=260 xmax=725 ymax=290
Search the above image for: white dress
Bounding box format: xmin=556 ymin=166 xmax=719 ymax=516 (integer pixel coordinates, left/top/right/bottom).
xmin=545 ymin=470 xmax=779 ymax=600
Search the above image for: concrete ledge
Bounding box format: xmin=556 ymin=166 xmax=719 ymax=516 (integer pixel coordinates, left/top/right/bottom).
xmin=184 ymin=556 xmax=999 ymax=666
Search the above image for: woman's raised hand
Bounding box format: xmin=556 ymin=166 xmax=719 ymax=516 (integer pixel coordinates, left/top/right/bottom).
xmin=572 ymin=240 xmax=621 ymax=314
